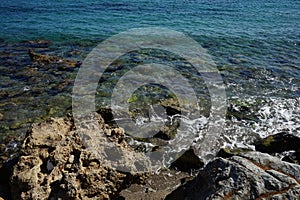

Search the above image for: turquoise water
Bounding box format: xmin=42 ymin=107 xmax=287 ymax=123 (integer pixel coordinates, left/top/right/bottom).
xmin=0 ymin=0 xmax=299 ymax=150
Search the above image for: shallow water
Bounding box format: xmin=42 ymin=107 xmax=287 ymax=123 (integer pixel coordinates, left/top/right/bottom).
xmin=0 ymin=0 xmax=299 ymax=156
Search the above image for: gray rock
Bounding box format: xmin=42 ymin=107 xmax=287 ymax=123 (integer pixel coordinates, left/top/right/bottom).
xmin=165 ymin=151 xmax=300 ymax=200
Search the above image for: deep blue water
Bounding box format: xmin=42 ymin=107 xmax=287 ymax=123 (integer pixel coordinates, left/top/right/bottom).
xmin=0 ymin=0 xmax=299 ymax=149
xmin=0 ymin=0 xmax=299 ymax=42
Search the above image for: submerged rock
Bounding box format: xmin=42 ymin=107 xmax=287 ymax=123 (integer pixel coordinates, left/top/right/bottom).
xmin=21 ymin=40 xmax=52 ymax=48
xmin=227 ymin=103 xmax=259 ymax=122
xmin=10 ymin=114 xmax=144 ymax=200
xmin=28 ymin=49 xmax=81 ymax=67
xmin=165 ymin=151 xmax=300 ymax=199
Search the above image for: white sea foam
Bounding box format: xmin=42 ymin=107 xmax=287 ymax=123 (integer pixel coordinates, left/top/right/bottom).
xmin=118 ymin=96 xmax=299 ymax=165
xmin=222 ymin=97 xmax=299 ymax=151
xmin=253 ymin=97 xmax=300 ymax=138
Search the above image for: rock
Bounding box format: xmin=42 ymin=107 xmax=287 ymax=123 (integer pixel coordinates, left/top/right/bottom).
xmin=10 ymin=114 xmax=145 ymax=199
xmin=170 ymin=148 xmax=204 ymax=172
xmin=97 ymin=107 xmax=117 ymax=125
xmin=166 ymin=151 xmax=300 ymax=199
xmin=0 ymin=157 xmax=18 ymax=200
xmin=254 ymin=132 xmax=300 ymax=153
xmin=216 ymin=147 xmax=252 ymax=158
xmin=66 ymin=49 xmax=81 ymax=57
xmin=227 ymin=103 xmax=259 ymax=122
xmin=28 ymin=49 xmax=81 ymax=67
xmin=282 ymin=150 xmax=300 ymax=165
xmin=21 ymin=40 xmax=51 ymax=48
xmin=120 ymin=170 xmax=192 ymax=200
xmin=97 ymin=107 xmax=179 ymax=145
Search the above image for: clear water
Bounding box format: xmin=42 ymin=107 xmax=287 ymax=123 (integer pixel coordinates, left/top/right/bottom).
xmin=0 ymin=0 xmax=299 ymax=154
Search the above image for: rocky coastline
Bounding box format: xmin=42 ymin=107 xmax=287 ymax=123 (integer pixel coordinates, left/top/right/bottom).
xmin=0 ymin=110 xmax=299 ymax=199
xmin=0 ymin=39 xmax=299 ymax=199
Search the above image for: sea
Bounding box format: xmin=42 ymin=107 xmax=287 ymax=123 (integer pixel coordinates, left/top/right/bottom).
xmin=0 ymin=0 xmax=299 ymax=158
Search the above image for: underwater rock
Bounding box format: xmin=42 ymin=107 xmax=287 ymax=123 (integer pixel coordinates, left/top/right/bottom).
xmin=10 ymin=114 xmax=145 ymax=200
xmin=21 ymin=40 xmax=51 ymax=48
xmin=97 ymin=106 xmax=180 ymax=143
xmin=254 ymin=132 xmax=300 ymax=153
xmin=66 ymin=49 xmax=81 ymax=57
xmin=28 ymin=49 xmax=81 ymax=67
xmin=227 ymin=103 xmax=259 ymax=122
xmin=166 ymin=151 xmax=300 ymax=200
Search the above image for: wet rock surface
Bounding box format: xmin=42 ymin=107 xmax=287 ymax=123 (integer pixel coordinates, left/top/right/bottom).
xmin=282 ymin=150 xmax=300 ymax=165
xmin=166 ymin=151 xmax=300 ymax=200
xmin=254 ymin=132 xmax=300 ymax=153
xmin=254 ymin=132 xmax=300 ymax=165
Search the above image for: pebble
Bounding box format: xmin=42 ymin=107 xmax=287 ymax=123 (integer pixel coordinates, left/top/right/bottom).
xmin=145 ymin=187 xmax=156 ymax=193
xmin=47 ymin=160 xmax=54 ymax=171
xmin=68 ymin=155 xmax=74 ymax=164
xmin=23 ymin=86 xmax=30 ymax=92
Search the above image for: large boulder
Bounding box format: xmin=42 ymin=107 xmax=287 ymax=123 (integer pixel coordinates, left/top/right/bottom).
xmin=254 ymin=132 xmax=300 ymax=154
xmin=166 ymin=151 xmax=300 ymax=199
xmin=254 ymin=132 xmax=300 ymax=165
xmin=10 ymin=113 xmax=144 ymax=200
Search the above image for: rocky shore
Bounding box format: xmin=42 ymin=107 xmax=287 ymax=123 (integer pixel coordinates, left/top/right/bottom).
xmin=0 ymin=39 xmax=299 ymax=199
xmin=0 ymin=110 xmax=299 ymax=199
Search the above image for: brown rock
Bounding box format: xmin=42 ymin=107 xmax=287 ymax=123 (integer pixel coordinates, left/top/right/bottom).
xmin=28 ymin=49 xmax=81 ymax=67
xmin=10 ymin=114 xmax=144 ymax=199
xmin=120 ymin=170 xmax=192 ymax=200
